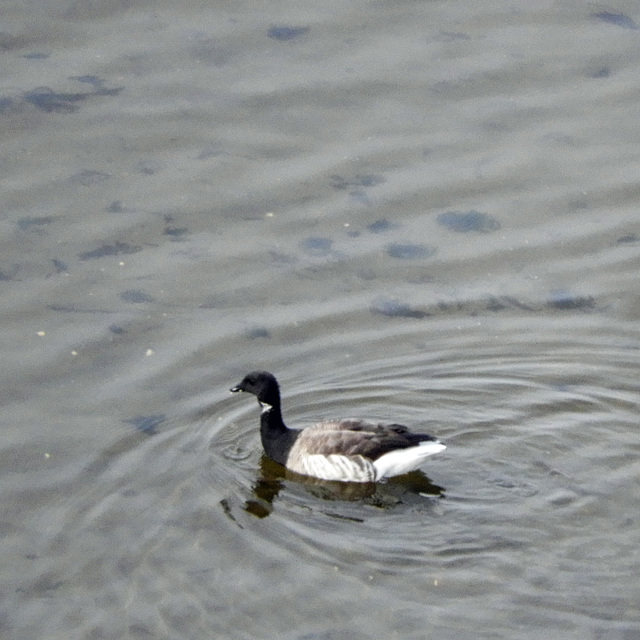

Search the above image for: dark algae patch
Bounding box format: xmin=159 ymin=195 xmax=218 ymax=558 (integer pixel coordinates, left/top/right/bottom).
xmin=617 ymin=234 xmax=639 ymax=244
xmin=244 ymin=326 xmax=270 ymax=340
xmin=485 ymin=296 xmax=534 ymax=312
xmin=267 ymin=26 xmax=310 ymax=41
xmin=163 ymin=226 xmax=188 ymax=240
xmin=371 ymin=297 xmax=429 ymax=319
xmin=69 ymin=170 xmax=111 ymax=186
xmin=123 ymin=415 xmax=166 ymax=435
xmin=437 ymin=210 xmax=500 ymax=233
xmin=588 ymin=67 xmax=610 ymax=79
xmin=386 ymin=243 xmax=435 ymax=260
xmin=0 ymin=268 xmax=16 ymax=281
xmin=51 ymin=259 xmax=68 ymax=273
xmin=120 ymin=290 xmax=155 ymax=303
xmin=0 ymin=96 xmax=15 ymax=112
xmin=367 ymin=218 xmax=399 ymax=234
xmin=69 ymin=75 xmax=116 ymax=90
xmin=17 ymin=216 xmax=56 ymax=230
xmin=547 ymin=291 xmax=596 ymax=311
xmin=24 ymin=87 xmax=88 ymax=113
xmin=330 ymin=174 xmax=385 ymax=190
xmin=23 ymin=77 xmax=122 ymax=113
xmin=371 ymin=294 xmax=595 ymax=321
xmin=592 ymin=12 xmax=639 ymax=30
xmin=300 ymin=237 xmax=333 ymax=256
xmin=107 ymin=201 xmax=126 ymax=213
xmin=78 ymin=241 xmax=142 ymax=260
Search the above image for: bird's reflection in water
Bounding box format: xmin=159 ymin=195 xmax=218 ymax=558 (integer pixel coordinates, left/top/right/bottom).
xmin=244 ymin=455 xmax=445 ymax=518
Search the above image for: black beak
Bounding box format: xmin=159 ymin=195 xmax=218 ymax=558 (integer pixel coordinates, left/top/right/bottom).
xmin=230 ymin=385 xmax=242 ymax=393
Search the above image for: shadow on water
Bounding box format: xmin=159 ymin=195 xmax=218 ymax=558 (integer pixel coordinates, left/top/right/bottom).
xmin=243 ymin=455 xmax=445 ymax=518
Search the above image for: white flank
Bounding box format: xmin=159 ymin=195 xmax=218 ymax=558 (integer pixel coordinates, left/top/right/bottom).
xmin=373 ymin=441 xmax=446 ymax=480
xmin=295 ymin=454 xmax=376 ymax=483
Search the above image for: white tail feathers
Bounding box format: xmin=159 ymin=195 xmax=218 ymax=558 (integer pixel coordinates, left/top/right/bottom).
xmin=373 ymin=441 xmax=446 ymax=480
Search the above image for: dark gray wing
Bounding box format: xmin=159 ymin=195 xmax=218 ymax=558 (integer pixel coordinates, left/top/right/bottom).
xmin=291 ymin=420 xmax=437 ymax=462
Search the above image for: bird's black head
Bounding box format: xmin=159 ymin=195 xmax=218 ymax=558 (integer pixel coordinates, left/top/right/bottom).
xmin=230 ymin=371 xmax=281 ymax=406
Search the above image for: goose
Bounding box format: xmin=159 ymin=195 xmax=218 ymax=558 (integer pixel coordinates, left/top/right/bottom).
xmin=230 ymin=371 xmax=446 ymax=483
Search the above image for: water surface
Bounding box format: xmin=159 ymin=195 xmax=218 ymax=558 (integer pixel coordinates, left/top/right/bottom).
xmin=2 ymin=1 xmax=640 ymax=639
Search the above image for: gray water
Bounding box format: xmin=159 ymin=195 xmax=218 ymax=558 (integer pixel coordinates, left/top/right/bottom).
xmin=2 ymin=2 xmax=640 ymax=638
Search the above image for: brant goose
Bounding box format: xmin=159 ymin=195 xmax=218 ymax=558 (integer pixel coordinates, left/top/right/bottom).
xmin=230 ymin=371 xmax=446 ymax=483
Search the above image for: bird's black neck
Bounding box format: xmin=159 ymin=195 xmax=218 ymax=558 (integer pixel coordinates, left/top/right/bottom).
xmin=259 ymin=402 xmax=298 ymax=465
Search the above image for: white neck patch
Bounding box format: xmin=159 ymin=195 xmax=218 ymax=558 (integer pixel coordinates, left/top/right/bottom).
xmin=259 ymin=401 xmax=273 ymax=414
